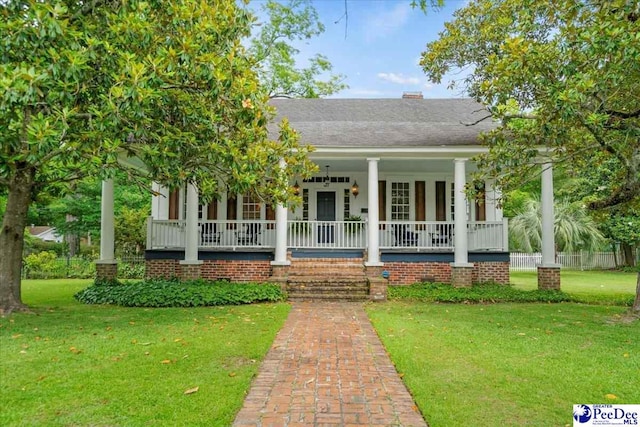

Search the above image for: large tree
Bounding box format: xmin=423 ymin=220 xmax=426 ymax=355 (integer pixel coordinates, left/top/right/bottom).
xmin=0 ymin=0 xmax=315 ymax=314
xmin=421 ymin=0 xmax=640 ymax=313
xmin=248 ymin=0 xmax=347 ymax=98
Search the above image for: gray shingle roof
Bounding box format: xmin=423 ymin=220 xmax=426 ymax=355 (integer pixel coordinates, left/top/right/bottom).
xmin=268 ymin=98 xmax=496 ymax=148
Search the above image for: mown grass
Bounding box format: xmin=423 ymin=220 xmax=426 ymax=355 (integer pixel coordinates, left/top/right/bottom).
xmin=367 ymin=302 xmax=640 ymax=427
xmin=511 ymin=270 xmax=637 ymax=305
xmin=0 ymin=279 xmax=290 ymax=426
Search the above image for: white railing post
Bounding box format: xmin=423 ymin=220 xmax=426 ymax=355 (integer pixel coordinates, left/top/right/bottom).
xmin=502 ymin=217 xmax=509 ymax=252
xmin=146 ymin=216 xmax=153 ymax=249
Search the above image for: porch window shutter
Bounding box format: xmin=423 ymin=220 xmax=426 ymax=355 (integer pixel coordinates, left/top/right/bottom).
xmin=435 ymin=181 xmax=446 ymax=221
xmin=265 ymin=204 xmax=275 ymax=229
xmin=415 ymin=181 xmax=426 ymax=229
xmin=226 ymin=195 xmax=237 ymax=229
xmin=168 ymin=189 xmax=179 ymax=220
xmin=378 ymin=180 xmax=386 ymax=229
xmin=207 ymin=199 xmax=217 ymax=220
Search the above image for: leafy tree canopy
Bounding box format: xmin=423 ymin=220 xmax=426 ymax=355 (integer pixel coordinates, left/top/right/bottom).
xmin=0 ymin=0 xmax=316 ymax=313
xmin=248 ymin=0 xmax=347 ymax=98
xmin=421 ymin=0 xmax=640 ymax=211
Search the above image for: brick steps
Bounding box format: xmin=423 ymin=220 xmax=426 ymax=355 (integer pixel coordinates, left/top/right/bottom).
xmin=283 ymin=257 xmax=369 ymax=301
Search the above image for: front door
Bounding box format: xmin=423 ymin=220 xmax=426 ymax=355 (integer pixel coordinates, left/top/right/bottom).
xmin=316 ymin=191 xmax=336 ymax=243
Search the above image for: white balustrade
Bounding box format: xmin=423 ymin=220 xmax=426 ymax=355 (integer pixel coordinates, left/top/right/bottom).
xmin=148 ymin=219 xmax=506 ymax=251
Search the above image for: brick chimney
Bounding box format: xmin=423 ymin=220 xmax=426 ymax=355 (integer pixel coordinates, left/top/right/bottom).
xmin=402 ymin=91 xmax=423 ymax=99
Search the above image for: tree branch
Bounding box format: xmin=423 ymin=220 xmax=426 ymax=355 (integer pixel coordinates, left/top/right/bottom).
xmin=605 ymin=108 xmax=640 ymax=119
xmin=461 ymin=114 xmax=492 ymax=126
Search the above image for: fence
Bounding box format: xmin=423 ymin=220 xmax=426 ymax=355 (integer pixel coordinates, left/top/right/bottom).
xmin=21 ymin=256 xmax=146 ymax=279
xmin=510 ymin=251 xmax=632 ymax=271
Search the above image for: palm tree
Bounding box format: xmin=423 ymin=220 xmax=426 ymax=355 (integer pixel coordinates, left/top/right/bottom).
xmin=509 ymin=198 xmax=605 ymax=253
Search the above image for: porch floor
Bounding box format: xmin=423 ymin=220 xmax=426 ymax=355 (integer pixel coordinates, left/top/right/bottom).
xmin=232 ymin=301 xmax=428 ymax=427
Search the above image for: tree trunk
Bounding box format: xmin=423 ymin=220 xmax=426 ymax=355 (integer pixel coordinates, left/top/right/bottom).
xmin=633 ymin=272 xmax=640 ymax=314
xmin=0 ymin=168 xmax=35 ymax=314
xmin=622 ymin=243 xmax=636 ymax=267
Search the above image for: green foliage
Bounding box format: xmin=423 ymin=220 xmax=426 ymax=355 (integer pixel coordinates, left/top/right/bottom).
xmin=1 ymin=0 xmax=317 ymax=310
xmin=117 ymin=261 xmax=146 ymax=279
xmin=249 ymin=0 xmax=347 ymax=98
xmin=23 ymin=251 xmax=59 ymax=277
xmin=509 ymin=198 xmax=606 ymax=252
xmin=22 ymin=253 xmax=96 ymax=279
xmin=421 ymin=0 xmax=640 ymax=211
xmin=75 ymin=279 xmax=286 ymax=307
xmin=389 ymin=282 xmax=572 ymax=304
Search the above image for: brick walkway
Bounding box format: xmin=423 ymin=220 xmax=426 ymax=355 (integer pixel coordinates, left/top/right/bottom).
xmin=233 ymin=301 xmax=428 ymax=427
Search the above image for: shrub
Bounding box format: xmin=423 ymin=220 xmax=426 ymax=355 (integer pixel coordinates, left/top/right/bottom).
xmin=117 ymin=262 xmax=145 ymax=279
xmin=75 ymin=278 xmax=286 ymax=307
xmin=23 ymin=251 xmax=59 ymax=279
xmin=389 ymin=282 xmax=572 ymax=304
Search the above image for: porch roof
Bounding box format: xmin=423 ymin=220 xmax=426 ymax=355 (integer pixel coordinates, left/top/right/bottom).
xmin=269 ymin=98 xmax=497 ymax=148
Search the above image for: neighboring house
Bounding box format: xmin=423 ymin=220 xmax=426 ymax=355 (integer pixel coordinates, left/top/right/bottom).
xmin=27 ymin=226 xmax=63 ymax=243
xmin=139 ymin=94 xmax=513 ymax=297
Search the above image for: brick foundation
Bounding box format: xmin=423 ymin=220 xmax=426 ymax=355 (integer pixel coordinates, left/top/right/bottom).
xmin=179 ymin=261 xmax=202 ymax=280
xmin=146 ymin=259 xmax=273 ymax=282
xmin=537 ymin=266 xmax=561 ymax=290
xmin=146 ymin=259 xmax=180 ymax=279
xmin=475 ymin=262 xmax=510 ymax=285
xmin=96 ymin=262 xmax=118 ymax=281
xmin=383 ymin=261 xmax=509 ymax=285
xmin=451 ymin=265 xmax=473 ymax=288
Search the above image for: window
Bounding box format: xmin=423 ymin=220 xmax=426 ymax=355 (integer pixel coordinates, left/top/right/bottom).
xmin=343 ymin=189 xmax=351 ymax=218
xmin=242 ymin=195 xmax=261 ymax=219
xmin=391 ymin=182 xmax=410 ymax=220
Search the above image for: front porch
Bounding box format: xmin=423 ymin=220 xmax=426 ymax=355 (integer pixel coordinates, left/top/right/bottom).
xmin=144 ymin=218 xmax=511 ymax=290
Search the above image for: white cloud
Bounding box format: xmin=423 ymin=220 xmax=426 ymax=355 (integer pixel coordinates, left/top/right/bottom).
xmin=377 ymin=72 xmax=421 ymax=85
xmin=364 ymin=3 xmax=410 ymax=41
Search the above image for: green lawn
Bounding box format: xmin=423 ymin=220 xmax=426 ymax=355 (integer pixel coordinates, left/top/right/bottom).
xmin=511 ymin=270 xmax=637 ymax=305
xmin=367 ymin=270 xmax=640 ymax=427
xmin=0 ymin=280 xmax=290 ymax=427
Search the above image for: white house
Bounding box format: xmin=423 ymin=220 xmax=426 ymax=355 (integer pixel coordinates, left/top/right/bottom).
xmin=96 ymin=95 xmax=561 ymax=298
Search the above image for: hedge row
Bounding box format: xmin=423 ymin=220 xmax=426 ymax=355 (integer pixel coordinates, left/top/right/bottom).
xmin=389 ymin=282 xmax=634 ymax=306
xmin=74 ymin=278 xmax=285 ymax=307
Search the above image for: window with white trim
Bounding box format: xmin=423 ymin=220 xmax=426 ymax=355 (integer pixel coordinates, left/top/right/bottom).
xmin=242 ymin=195 xmax=261 ymax=219
xmin=391 ymin=182 xmax=410 ymax=220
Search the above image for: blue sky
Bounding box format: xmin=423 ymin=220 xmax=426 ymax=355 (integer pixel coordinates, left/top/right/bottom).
xmin=258 ymin=0 xmax=471 ymax=99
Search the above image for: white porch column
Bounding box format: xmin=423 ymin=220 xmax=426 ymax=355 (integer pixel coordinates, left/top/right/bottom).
xmin=451 ymin=159 xmax=473 ymax=287
xmin=183 ymin=183 xmax=200 ymax=263
xmin=453 ymin=159 xmax=470 ymax=265
xmin=99 ymin=179 xmax=115 ymax=262
xmin=96 ymin=179 xmax=117 ymax=280
xmin=366 ymin=158 xmax=382 ymax=266
xmin=538 ymin=161 xmax=561 ymax=289
xmin=541 ymin=162 xmax=556 ymax=266
xmin=272 ymin=159 xmax=290 ymax=266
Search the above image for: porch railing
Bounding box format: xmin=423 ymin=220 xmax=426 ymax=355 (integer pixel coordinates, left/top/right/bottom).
xmin=288 ymin=220 xmax=366 ymax=249
xmin=147 ymin=219 xmax=276 ymax=249
xmin=379 ymin=220 xmax=508 ymax=251
xmin=147 ymin=218 xmax=507 ymax=252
